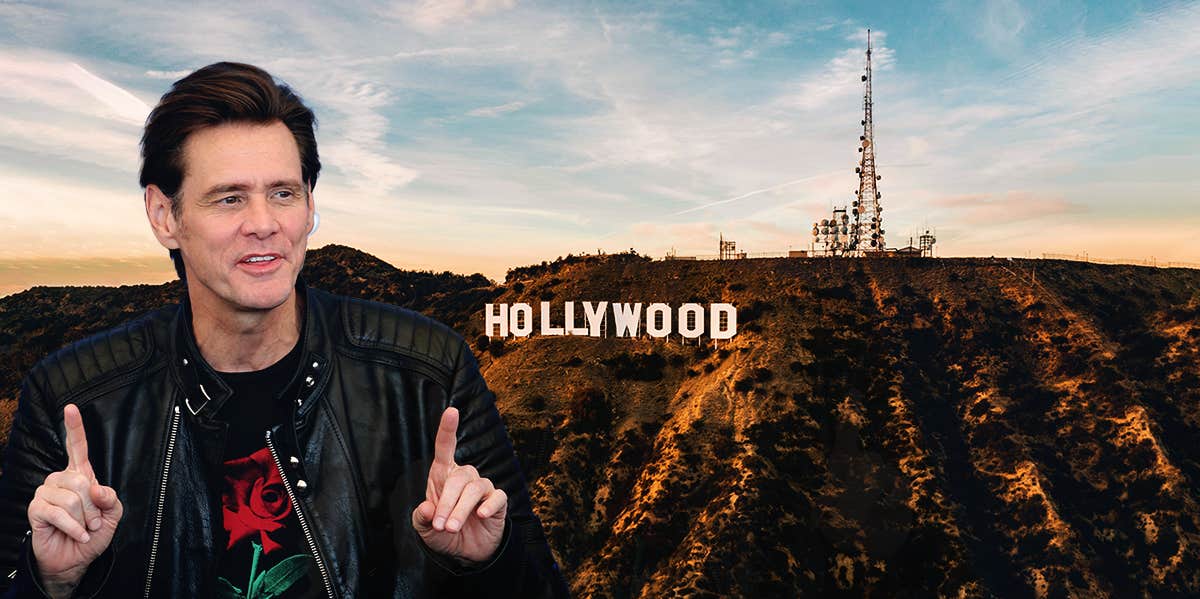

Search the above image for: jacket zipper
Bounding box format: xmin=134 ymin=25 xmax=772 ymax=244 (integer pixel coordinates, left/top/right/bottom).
xmin=265 ymin=429 xmax=335 ymax=598
xmin=143 ymin=404 xmax=181 ymax=598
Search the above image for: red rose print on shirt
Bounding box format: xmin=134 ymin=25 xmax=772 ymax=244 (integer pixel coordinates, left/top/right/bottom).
xmin=223 ymin=447 xmax=292 ymax=554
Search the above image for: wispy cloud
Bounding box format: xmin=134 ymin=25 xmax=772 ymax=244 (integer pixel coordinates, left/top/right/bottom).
xmin=0 ymin=52 xmax=148 ymax=172
xmin=673 ymin=170 xmax=844 ymax=216
xmin=394 ymin=0 xmax=518 ymax=31
xmin=776 ymin=29 xmax=895 ymax=112
xmin=467 ymin=100 xmax=528 ymax=117
xmin=289 ymin=70 xmax=421 ymax=197
xmin=0 ymin=53 xmax=150 ymax=124
xmin=143 ymin=69 xmax=190 ymax=80
xmin=1011 ymin=2 xmax=1200 ymax=110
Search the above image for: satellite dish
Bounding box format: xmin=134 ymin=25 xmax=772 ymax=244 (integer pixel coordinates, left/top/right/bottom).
xmin=861 ymin=75 xmax=867 ymax=82
xmin=862 ymin=139 xmax=870 ymax=148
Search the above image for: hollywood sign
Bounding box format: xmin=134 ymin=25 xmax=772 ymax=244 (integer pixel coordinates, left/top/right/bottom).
xmin=484 ymin=302 xmax=737 ymax=339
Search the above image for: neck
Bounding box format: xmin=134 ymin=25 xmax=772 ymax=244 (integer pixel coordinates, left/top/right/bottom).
xmin=188 ymin=287 xmax=304 ymax=373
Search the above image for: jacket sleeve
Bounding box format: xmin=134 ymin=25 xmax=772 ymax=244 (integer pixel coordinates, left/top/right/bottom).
xmin=0 ymin=372 xmax=114 ymax=598
xmin=427 ymin=337 xmax=569 ymax=598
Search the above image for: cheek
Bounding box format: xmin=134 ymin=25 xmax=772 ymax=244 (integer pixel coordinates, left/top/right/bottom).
xmin=180 ymin=221 xmax=240 ymax=257
xmin=287 ymin=212 xmax=312 ymax=239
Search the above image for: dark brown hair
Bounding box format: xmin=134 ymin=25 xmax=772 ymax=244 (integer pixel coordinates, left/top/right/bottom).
xmin=139 ymin=62 xmax=321 ymax=280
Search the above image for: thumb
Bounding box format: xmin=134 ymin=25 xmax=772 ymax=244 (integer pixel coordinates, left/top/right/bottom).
xmin=90 ymin=485 xmax=121 ymax=515
xmin=412 ymin=500 xmax=436 ymax=534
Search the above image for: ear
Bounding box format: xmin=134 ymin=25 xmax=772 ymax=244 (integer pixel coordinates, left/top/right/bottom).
xmin=145 ymin=185 xmax=181 ymax=250
xmin=306 ymin=184 xmax=316 ymax=232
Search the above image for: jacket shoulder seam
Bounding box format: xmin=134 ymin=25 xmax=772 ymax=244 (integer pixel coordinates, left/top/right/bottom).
xmin=337 ymin=295 xmax=465 ymax=377
xmin=30 ymin=307 xmax=168 ymax=405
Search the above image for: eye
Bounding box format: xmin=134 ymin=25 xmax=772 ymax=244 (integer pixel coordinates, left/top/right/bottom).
xmin=219 ymin=196 xmax=241 ymax=205
xmin=274 ymin=190 xmax=294 ymax=199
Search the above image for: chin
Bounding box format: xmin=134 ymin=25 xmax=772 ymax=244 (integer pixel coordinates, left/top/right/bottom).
xmin=232 ymin=279 xmax=296 ymax=311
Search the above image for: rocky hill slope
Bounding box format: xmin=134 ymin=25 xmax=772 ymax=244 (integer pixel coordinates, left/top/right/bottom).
xmin=2 ymin=246 xmax=1198 ymax=597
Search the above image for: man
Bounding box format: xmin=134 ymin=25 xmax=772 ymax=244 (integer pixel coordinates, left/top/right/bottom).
xmin=0 ymin=62 xmax=568 ymax=598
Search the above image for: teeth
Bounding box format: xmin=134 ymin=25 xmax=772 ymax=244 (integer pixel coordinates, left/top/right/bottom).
xmin=245 ymin=256 xmax=276 ymax=263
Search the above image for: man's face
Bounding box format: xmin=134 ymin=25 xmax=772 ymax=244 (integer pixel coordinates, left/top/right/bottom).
xmin=168 ymin=121 xmax=313 ymax=314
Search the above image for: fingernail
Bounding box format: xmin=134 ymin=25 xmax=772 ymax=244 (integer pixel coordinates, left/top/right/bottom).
xmin=446 ymin=518 xmax=460 ymax=532
xmin=89 ymin=518 xmax=102 ymax=531
xmin=81 ymin=532 xmax=91 ymax=543
xmin=433 ymin=516 xmax=445 ymax=530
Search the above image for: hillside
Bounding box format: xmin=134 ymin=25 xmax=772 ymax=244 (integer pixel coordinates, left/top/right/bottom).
xmin=2 ymin=248 xmax=1199 ymax=597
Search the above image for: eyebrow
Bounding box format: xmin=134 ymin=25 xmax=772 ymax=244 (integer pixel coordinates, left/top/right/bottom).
xmin=201 ymin=180 xmax=305 ymax=197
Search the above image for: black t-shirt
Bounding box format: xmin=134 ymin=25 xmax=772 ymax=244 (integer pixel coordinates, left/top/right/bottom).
xmin=212 ymin=339 xmax=324 ymax=599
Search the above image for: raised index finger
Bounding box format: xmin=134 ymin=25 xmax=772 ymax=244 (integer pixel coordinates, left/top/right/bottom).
xmin=63 ymin=404 xmax=93 ymax=478
xmin=433 ymin=407 xmax=460 ymax=467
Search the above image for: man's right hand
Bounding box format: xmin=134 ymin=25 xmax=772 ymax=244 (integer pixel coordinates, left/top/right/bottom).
xmin=26 ymin=404 xmax=123 ymax=598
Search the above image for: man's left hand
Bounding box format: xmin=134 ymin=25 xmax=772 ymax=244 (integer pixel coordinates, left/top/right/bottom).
xmin=412 ymin=407 xmax=508 ymax=565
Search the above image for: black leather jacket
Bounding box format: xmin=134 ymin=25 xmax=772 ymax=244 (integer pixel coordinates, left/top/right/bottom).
xmin=0 ymin=280 xmax=568 ymax=597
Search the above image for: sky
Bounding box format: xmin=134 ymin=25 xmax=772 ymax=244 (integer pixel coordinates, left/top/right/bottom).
xmin=0 ymin=0 xmax=1197 ymax=295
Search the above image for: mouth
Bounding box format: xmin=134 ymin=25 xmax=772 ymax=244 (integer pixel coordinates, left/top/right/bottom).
xmin=236 ymin=253 xmax=285 ymax=273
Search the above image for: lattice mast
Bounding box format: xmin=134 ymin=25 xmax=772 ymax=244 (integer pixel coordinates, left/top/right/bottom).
xmin=853 ymin=29 xmax=884 ymax=251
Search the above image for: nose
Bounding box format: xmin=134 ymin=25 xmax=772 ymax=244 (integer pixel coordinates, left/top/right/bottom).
xmin=240 ymin=194 xmax=280 ymax=238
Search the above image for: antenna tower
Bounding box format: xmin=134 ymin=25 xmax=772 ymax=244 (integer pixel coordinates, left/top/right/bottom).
xmin=852 ymin=29 xmax=884 ymax=252
xmin=919 ymin=229 xmax=936 ymax=257
xmin=813 ymin=29 xmax=886 ymax=256
xmin=719 ymin=233 xmax=738 ymax=260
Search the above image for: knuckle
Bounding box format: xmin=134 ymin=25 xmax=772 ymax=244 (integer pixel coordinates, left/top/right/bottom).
xmin=62 ymin=493 xmax=81 ymax=512
xmin=63 ymin=471 xmax=87 ymax=489
xmin=450 ymin=465 xmax=477 ymax=482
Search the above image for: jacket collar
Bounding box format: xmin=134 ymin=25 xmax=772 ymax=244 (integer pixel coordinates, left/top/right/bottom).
xmin=167 ymin=275 xmax=331 ymax=422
